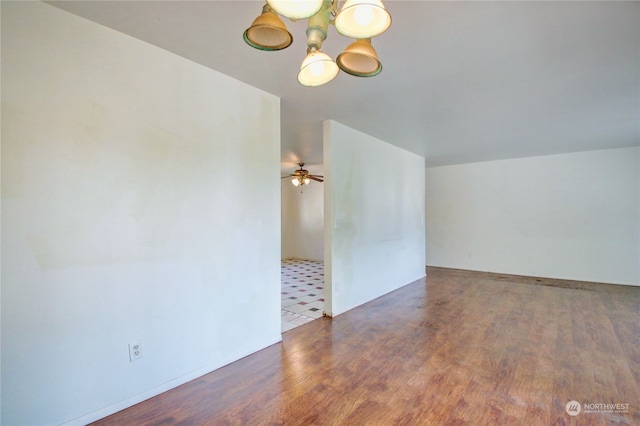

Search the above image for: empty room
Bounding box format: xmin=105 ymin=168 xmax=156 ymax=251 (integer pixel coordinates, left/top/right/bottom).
xmin=2 ymin=1 xmax=638 ymax=425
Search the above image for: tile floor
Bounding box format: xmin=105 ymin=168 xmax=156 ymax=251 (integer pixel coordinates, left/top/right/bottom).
xmin=281 ymin=259 xmax=325 ymax=332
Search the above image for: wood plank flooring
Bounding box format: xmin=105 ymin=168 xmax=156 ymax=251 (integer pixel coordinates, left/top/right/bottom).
xmin=92 ymin=267 xmax=640 ymax=425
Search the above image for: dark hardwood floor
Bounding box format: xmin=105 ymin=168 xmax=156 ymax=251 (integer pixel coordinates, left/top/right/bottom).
xmin=92 ymin=267 xmax=640 ymax=425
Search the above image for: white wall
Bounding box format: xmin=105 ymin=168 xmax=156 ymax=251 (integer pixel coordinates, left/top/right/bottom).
xmin=281 ymin=167 xmax=324 ymax=261
xmin=425 ymin=147 xmax=640 ymax=285
xmin=1 ymin=3 xmax=281 ymax=425
xmin=324 ymin=121 xmax=426 ymax=316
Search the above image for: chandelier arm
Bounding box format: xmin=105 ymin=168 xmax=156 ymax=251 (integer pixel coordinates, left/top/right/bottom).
xmin=305 ymin=0 xmax=333 ymax=50
xmin=329 ymin=0 xmax=339 ymax=21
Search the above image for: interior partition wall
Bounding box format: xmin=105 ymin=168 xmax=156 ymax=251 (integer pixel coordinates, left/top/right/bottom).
xmin=323 ymin=120 xmax=426 ymax=317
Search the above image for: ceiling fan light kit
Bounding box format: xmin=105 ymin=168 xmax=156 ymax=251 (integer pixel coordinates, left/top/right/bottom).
xmin=292 ymin=176 xmax=312 ymax=186
xmin=244 ymin=0 xmax=391 ymax=86
xmin=283 ymin=163 xmax=324 ymax=186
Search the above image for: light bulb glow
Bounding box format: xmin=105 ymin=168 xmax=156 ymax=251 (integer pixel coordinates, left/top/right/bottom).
xmin=335 ymin=0 xmax=391 ymax=38
xmin=267 ymin=0 xmax=323 ymax=19
xmin=354 ymin=5 xmax=374 ymax=26
xmin=303 ymin=177 xmax=311 ymax=185
xmin=298 ymin=50 xmax=339 ymax=86
xmin=309 ymin=60 xmax=325 ymax=76
xmin=292 ymin=177 xmax=300 ymax=186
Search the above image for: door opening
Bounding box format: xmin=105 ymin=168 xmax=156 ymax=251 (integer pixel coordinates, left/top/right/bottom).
xmin=280 ymin=163 xmax=325 ymax=332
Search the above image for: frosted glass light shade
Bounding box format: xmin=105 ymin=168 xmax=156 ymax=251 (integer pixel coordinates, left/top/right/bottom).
xmin=335 ymin=0 xmax=391 ymax=39
xmin=297 ymin=50 xmax=339 ymax=86
xmin=267 ymin=0 xmax=323 ymax=19
xmin=243 ymin=9 xmax=293 ymax=51
xmin=337 ymin=38 xmax=382 ymax=77
xmin=292 ymin=177 xmax=300 ymax=186
xmin=303 ymin=177 xmax=311 ymax=185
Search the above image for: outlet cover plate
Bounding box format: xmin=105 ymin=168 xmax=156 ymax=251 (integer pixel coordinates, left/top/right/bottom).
xmin=129 ymin=341 xmax=143 ymax=362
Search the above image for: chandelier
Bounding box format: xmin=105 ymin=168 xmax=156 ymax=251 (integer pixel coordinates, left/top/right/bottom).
xmin=243 ymin=0 xmax=391 ymax=86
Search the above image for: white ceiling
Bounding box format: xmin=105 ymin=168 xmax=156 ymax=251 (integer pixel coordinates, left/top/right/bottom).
xmin=48 ymin=1 xmax=639 ymax=169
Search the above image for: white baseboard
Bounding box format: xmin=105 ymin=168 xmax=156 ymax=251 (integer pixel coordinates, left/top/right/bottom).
xmin=60 ymin=335 xmax=282 ymax=426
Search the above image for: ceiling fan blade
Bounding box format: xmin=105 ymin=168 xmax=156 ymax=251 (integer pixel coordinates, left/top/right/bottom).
xmin=309 ymin=176 xmax=323 ymax=182
xmin=281 ymin=175 xmax=294 ymax=179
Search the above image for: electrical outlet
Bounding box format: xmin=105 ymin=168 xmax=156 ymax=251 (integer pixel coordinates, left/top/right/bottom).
xmin=129 ymin=341 xmax=143 ymax=362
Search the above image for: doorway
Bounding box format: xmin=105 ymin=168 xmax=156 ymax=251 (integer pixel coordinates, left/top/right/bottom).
xmin=280 ymin=164 xmax=325 ymax=332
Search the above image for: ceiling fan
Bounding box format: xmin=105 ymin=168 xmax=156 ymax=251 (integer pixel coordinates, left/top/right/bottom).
xmin=282 ymin=163 xmax=324 ymax=186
